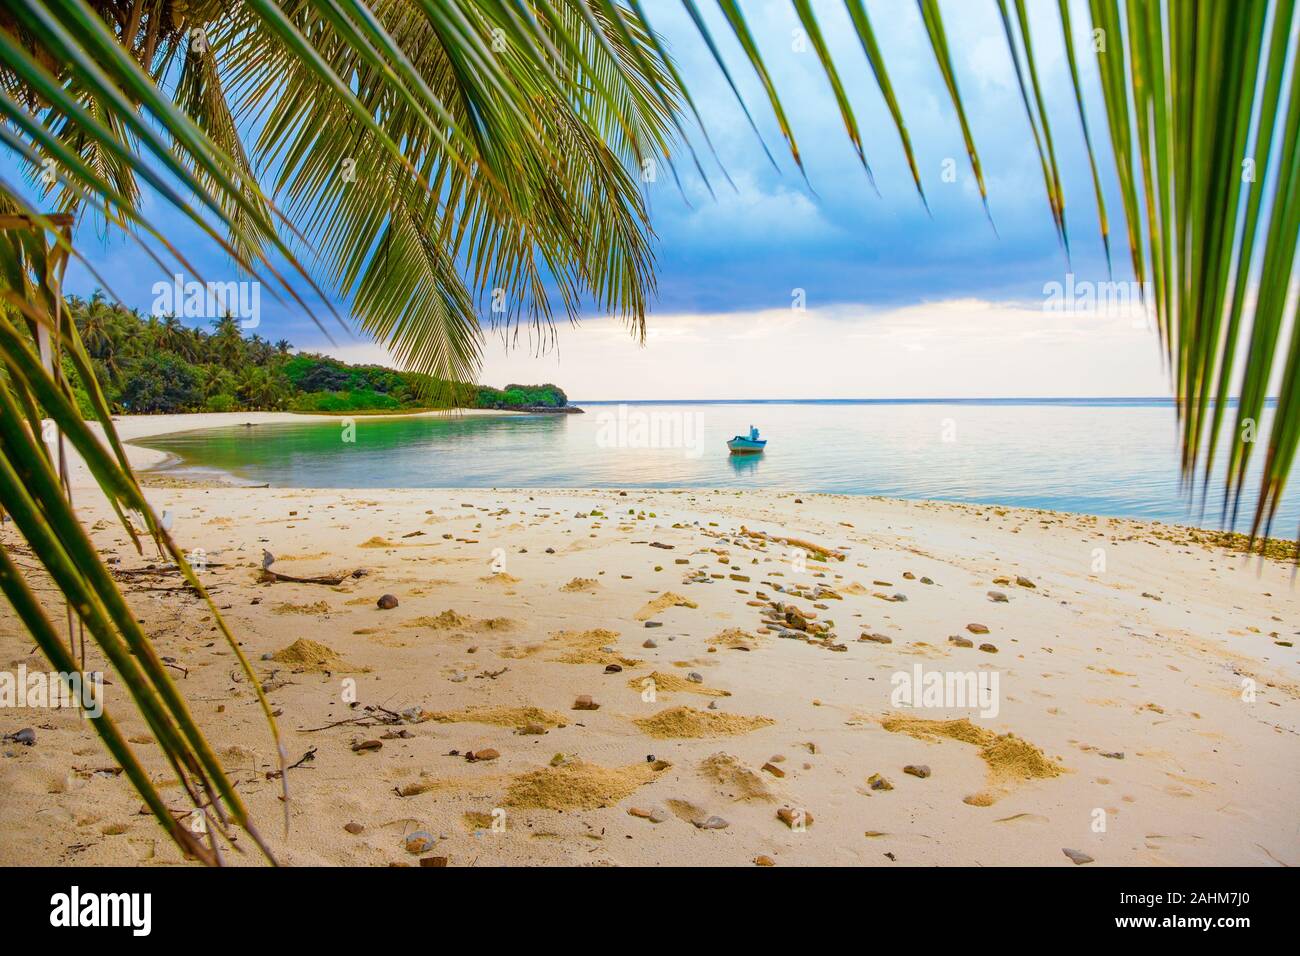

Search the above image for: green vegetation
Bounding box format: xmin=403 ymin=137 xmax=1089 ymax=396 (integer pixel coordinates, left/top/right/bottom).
xmin=68 ymin=292 xmax=566 ymax=416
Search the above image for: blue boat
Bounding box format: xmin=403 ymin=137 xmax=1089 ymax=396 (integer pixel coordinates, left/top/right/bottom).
xmin=727 ymin=425 xmax=766 ymax=455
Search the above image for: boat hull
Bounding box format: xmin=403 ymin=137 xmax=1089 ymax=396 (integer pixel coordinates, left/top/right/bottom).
xmin=727 ymin=438 xmax=766 ymax=455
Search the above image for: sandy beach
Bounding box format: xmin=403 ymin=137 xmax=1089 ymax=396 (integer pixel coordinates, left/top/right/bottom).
xmin=0 ymin=414 xmax=1296 ymax=867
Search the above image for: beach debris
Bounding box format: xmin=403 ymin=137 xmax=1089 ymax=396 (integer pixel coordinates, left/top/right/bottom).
xmin=377 ymin=594 xmax=399 ymax=609
xmin=1100 ymin=751 xmax=1125 ymax=760
xmin=1062 ymin=848 xmax=1094 ymax=865
xmin=644 ymin=621 xmax=663 ymax=628
xmin=351 ymin=739 xmax=383 ymax=754
xmin=573 ymin=695 xmax=599 ymax=711
xmin=258 ymin=567 xmax=352 ymax=586
xmin=4 ymin=728 xmax=35 ymax=747
xmin=868 ymin=773 xmax=893 ymax=791
xmin=261 ymin=549 xmax=275 ymax=570
xmin=761 ymin=762 xmax=785 ymax=778
xmin=903 ymin=764 xmax=931 ymax=779
xmin=405 ymin=831 xmax=437 ymax=854
xmin=860 ymin=632 xmax=892 ymax=644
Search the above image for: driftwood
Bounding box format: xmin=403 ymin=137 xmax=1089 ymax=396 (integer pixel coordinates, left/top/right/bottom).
xmin=257 ymin=568 xmax=352 ymax=586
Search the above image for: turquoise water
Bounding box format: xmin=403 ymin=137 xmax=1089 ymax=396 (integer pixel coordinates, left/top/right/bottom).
xmin=134 ymin=399 xmax=1297 ymax=533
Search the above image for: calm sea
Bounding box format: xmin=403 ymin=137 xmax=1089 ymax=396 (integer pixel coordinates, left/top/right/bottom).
xmin=134 ymin=398 xmax=1298 ymax=534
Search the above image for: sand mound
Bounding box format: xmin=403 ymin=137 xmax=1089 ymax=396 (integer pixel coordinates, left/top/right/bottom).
xmin=560 ymin=577 xmax=600 ymax=592
xmin=405 ymin=609 xmax=470 ymax=629
xmin=880 ymin=715 xmax=1064 ymax=798
xmin=479 ymin=573 xmax=522 ymax=585
xmin=634 ymin=706 xmax=774 ymax=739
xmin=841 ymin=582 xmax=868 ymax=595
xmin=634 ymin=592 xmax=698 ymax=620
xmin=270 ymin=638 xmax=356 ymax=672
xmin=272 ymin=600 xmax=331 ymax=615
xmin=549 ymin=628 xmax=640 ymax=666
xmin=629 ymin=670 xmax=730 ymax=698
xmin=420 ymin=705 xmax=568 ymax=730
xmin=700 ymin=753 xmax=775 ymax=801
xmin=358 ymin=536 xmax=397 ymax=548
xmin=708 ymin=628 xmax=758 ymax=649
xmin=503 ymin=759 xmax=664 ymax=810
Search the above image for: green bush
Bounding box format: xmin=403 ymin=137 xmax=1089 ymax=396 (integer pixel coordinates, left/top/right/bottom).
xmin=204 ymin=394 xmax=237 ymax=413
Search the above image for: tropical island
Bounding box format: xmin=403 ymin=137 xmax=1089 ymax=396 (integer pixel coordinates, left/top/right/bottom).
xmin=66 ymin=292 xmax=570 ymax=416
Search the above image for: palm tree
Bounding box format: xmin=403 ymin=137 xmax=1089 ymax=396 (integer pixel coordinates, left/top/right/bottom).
xmin=0 ymin=0 xmax=1295 ymax=864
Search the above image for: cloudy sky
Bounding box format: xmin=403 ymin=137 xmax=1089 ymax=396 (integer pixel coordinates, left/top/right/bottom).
xmin=23 ymin=0 xmax=1183 ymax=399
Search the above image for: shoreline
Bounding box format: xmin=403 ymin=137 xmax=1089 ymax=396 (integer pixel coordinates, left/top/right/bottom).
xmin=1 ymin=484 xmax=1297 ymax=866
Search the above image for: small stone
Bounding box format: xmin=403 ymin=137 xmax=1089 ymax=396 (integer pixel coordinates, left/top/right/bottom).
xmin=693 ymin=815 xmax=729 ymax=830
xmin=867 ymin=773 xmax=893 ymax=791
xmin=628 ymin=806 xmax=667 ymax=823
xmin=419 ymin=856 xmax=449 ymax=867
xmin=405 ymin=830 xmax=436 ymax=854
xmin=604 ymin=664 xmax=623 ymax=674
xmin=377 ymin=594 xmax=399 ymax=610
xmin=920 ymin=576 xmax=934 ymax=585
xmin=642 ymin=638 xmax=658 ymax=648
xmin=1062 ymin=848 xmax=1094 ymax=865
xmin=686 ymin=672 xmax=703 ymax=683
xmin=9 ymin=727 xmax=36 ymax=746
xmin=903 ymin=764 xmax=931 ymax=779
xmin=948 ymin=635 xmax=973 ymax=648
xmin=978 ymin=643 xmax=998 ymax=653
xmin=351 ymin=739 xmax=382 ymax=753
xmin=987 ymin=591 xmax=1009 ymax=602
xmin=966 ymin=623 xmax=990 ymax=634
xmin=518 ymin=723 xmax=547 ymax=735
xmin=467 ymin=748 xmax=499 ymax=761
xmin=1015 ymin=576 xmax=1036 ymax=588
xmin=344 ymin=822 xmax=365 ymax=834
xmin=1101 ymin=751 xmax=1125 ymax=760
xmin=573 ymin=695 xmax=599 ymax=711
xmin=644 ymin=621 xmax=663 ymax=629
xmin=777 ymin=806 xmax=813 ymax=828
xmin=754 ymin=855 xmax=775 ymax=867
xmin=859 ymin=632 xmax=891 ymax=644
xmin=761 ymin=762 xmax=786 ymax=778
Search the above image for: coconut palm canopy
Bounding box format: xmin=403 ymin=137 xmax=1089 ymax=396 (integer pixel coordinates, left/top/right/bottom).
xmin=0 ymin=0 xmax=1295 ymax=862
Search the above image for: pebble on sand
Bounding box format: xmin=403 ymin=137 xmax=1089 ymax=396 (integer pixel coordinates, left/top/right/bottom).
xmin=966 ymin=623 xmax=990 ymax=634
xmin=868 ymin=773 xmax=893 ymax=791
xmin=573 ymin=695 xmax=600 ymax=711
xmin=777 ymin=806 xmax=813 ymax=829
xmin=377 ymin=594 xmax=399 ymax=610
xmin=903 ymin=764 xmax=931 ymax=778
xmin=1062 ymin=848 xmax=1094 ymax=865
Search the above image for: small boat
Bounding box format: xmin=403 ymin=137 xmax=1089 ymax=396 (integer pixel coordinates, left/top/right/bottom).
xmin=727 ymin=425 xmax=766 ymax=455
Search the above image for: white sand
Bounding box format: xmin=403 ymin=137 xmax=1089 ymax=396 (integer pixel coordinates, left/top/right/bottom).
xmin=0 ymin=415 xmax=1296 ymax=867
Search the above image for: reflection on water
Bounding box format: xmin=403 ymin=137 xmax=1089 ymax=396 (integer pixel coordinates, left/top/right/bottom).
xmin=727 ymin=453 xmax=763 ymax=476
xmin=133 ymin=400 xmax=1298 ymax=532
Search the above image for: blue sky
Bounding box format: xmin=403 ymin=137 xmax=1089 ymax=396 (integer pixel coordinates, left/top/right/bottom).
xmin=5 ymin=0 xmax=1180 ymax=398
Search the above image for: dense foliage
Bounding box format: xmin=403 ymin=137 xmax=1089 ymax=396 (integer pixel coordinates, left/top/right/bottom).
xmin=68 ymin=292 xmax=566 ymax=415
